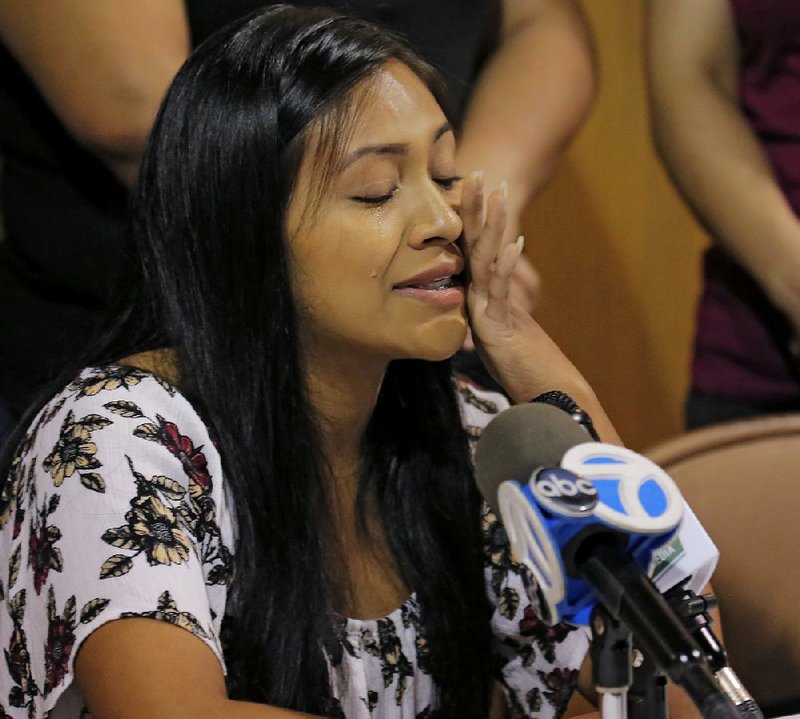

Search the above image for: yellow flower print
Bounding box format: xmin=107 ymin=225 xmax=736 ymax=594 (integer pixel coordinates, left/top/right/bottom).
xmin=42 ymin=412 xmax=109 ymax=488
xmin=129 ymin=494 xmax=191 ymax=566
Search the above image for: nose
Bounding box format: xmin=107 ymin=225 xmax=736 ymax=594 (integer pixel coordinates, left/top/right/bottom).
xmin=407 ymin=179 xmax=463 ymax=249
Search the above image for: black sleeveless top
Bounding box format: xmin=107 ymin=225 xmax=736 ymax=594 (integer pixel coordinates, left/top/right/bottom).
xmin=0 ymin=1 xmax=500 ymax=417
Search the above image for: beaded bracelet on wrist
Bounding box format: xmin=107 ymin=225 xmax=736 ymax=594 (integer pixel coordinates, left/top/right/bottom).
xmin=530 ymin=390 xmax=600 ymax=441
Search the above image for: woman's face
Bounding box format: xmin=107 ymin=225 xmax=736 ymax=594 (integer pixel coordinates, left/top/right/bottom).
xmin=287 ymin=61 xmax=466 ymax=366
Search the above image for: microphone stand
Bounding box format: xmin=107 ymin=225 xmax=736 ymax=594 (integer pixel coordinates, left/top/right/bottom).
xmin=590 ymin=605 xmax=632 ymax=719
xmin=628 ymin=645 xmax=668 ymax=719
xmin=577 ymin=543 xmax=741 ymax=719
xmin=590 ymin=606 xmax=669 ymax=719
xmin=664 ymin=581 xmax=765 ymax=719
xmin=592 ymin=578 xmax=765 ymax=719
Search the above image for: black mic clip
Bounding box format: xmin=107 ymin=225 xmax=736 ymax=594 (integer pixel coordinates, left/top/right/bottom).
xmin=579 ymin=545 xmax=740 ymax=719
xmin=590 ymin=604 xmax=637 ymax=719
xmin=664 ymin=580 xmax=765 ymax=719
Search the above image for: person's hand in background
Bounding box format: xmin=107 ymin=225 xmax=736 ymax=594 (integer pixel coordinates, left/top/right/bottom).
xmin=456 ymin=0 xmax=597 ymax=332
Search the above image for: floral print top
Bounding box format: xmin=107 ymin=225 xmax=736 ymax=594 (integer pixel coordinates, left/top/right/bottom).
xmin=0 ymin=365 xmax=589 ymax=718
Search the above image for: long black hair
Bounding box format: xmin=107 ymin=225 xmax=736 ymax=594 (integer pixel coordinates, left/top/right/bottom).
xmin=3 ymin=6 xmax=493 ymax=716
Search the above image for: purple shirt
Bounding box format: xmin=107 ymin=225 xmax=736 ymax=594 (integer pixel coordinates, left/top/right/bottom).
xmin=692 ymin=0 xmax=800 ymax=403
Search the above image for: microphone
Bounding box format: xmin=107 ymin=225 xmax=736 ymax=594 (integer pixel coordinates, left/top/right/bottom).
xmin=475 ymin=402 xmax=711 ymax=625
xmin=474 ymin=403 xmax=740 ymax=719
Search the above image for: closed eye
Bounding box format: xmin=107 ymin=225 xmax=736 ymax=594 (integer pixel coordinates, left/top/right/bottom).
xmin=351 ymin=175 xmax=461 ymax=205
xmin=351 ymin=187 xmax=398 ymax=205
xmin=434 ymin=175 xmax=463 ymax=190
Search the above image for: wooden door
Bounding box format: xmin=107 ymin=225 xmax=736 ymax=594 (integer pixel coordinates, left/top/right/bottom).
xmin=523 ymin=0 xmax=709 ymax=449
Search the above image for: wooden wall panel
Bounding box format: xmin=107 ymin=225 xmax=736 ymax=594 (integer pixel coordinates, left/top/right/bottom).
xmin=522 ymin=0 xmax=709 ymax=449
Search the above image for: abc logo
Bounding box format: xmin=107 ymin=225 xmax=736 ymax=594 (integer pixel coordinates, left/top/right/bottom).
xmin=531 ymin=467 xmax=598 ymax=515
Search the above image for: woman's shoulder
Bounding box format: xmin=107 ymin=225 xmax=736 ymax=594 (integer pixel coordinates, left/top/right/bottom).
xmin=65 ymin=362 xmax=180 ymax=407
xmin=19 ymin=362 xmax=184 ymax=442
xmin=0 ymin=362 xmax=232 ymax=715
xmin=10 ymin=361 xmax=219 ymax=501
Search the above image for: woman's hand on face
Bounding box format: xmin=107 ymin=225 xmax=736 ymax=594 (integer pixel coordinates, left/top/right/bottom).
xmin=461 ymin=239 xmax=540 ymax=352
xmin=460 ymin=171 xmax=587 ymax=404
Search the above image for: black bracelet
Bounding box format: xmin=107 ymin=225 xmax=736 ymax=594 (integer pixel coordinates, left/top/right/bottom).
xmin=531 ymin=390 xmax=600 ymax=441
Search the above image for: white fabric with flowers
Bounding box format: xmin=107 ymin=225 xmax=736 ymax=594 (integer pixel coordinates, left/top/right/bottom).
xmin=0 ymin=365 xmax=589 ymax=718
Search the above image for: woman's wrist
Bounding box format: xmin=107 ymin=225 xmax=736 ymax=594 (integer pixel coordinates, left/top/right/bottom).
xmin=508 ymin=365 xmax=595 ymax=408
xmin=530 ymin=390 xmax=600 ymax=440
xmin=514 ymin=375 xmax=619 ymax=444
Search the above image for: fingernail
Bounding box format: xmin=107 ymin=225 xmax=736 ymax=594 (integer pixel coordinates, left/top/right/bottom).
xmin=500 ymin=181 xmax=508 ymax=201
xmin=516 ymin=235 xmax=525 ymax=253
xmin=475 ymin=170 xmax=484 ymax=192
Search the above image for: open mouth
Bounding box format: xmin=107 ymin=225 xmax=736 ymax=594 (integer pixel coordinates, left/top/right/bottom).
xmin=398 ymin=275 xmax=462 ymax=291
xmin=392 ymin=271 xmax=465 ymax=307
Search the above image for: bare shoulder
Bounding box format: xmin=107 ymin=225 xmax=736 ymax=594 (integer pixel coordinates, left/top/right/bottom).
xmin=119 ymin=348 xmax=180 ymax=388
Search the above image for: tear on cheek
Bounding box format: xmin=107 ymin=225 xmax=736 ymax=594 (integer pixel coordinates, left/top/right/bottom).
xmin=369 ymin=269 xmax=378 ymax=279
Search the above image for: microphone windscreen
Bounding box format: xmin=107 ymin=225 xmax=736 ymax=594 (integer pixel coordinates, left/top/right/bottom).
xmin=474 ymin=402 xmax=593 ymax=514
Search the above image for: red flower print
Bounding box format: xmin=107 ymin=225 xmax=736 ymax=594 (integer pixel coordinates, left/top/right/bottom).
xmin=43 ymin=588 xmax=77 ymax=696
xmin=12 ymin=507 xmax=24 ymax=541
xmin=519 ymin=604 xmax=575 ymax=663
xmin=158 ymin=418 xmax=211 ymax=493
xmin=539 ymin=666 xmax=579 ymax=710
xmin=519 ymin=605 xmax=573 ymax=642
xmin=28 ymin=494 xmax=63 ymax=595
xmin=44 ymin=615 xmax=75 ymax=695
xmin=519 ymin=603 xmax=544 ymax=636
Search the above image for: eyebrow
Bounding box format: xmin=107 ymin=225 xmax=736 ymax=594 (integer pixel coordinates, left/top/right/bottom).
xmin=339 ymin=121 xmax=454 ymax=170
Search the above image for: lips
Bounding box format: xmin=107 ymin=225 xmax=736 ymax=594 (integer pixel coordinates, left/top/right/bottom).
xmin=391 ymin=261 xmax=466 ymax=308
xmin=393 ymin=262 xmax=464 ymax=291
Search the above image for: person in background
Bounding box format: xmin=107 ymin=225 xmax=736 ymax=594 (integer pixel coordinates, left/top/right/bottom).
xmin=646 ymin=0 xmax=800 ymax=429
xmin=0 ymin=0 xmax=597 ymax=442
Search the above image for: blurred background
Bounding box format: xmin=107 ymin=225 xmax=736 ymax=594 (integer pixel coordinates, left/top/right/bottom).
xmin=524 ymin=0 xmax=709 ymax=450
xmin=0 ymin=0 xmax=711 ymax=451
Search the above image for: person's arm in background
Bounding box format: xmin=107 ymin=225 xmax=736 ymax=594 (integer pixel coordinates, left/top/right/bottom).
xmin=457 ymin=0 xmax=597 ymax=253
xmin=646 ymin=0 xmax=800 ymax=341
xmin=0 ymin=0 xmax=190 ymax=187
